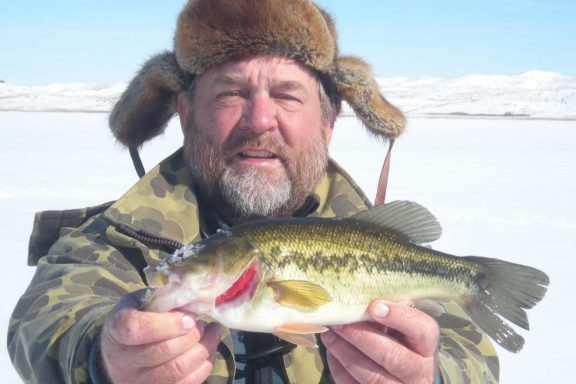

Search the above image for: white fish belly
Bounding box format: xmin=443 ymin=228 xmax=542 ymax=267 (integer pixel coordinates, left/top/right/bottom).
xmin=211 ymin=300 xmax=371 ymax=332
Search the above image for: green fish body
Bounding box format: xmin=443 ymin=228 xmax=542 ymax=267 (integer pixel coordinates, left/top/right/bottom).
xmin=145 ymin=201 xmax=549 ymax=352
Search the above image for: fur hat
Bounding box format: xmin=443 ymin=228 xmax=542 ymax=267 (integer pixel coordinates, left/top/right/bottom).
xmin=109 ymin=0 xmax=405 ymax=148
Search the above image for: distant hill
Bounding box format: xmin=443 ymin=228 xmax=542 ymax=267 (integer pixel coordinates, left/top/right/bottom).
xmin=375 ymin=71 xmax=576 ymax=120
xmin=1 ymin=71 xmax=575 ymax=119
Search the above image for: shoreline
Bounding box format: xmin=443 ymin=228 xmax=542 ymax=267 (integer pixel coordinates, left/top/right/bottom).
xmin=2 ymin=109 xmax=575 ymax=122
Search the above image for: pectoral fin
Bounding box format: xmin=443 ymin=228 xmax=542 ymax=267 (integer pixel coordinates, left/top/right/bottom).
xmin=268 ymin=280 xmax=332 ymax=310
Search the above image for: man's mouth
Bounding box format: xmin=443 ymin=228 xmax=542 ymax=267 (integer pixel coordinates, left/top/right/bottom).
xmin=238 ymin=149 xmax=277 ymax=159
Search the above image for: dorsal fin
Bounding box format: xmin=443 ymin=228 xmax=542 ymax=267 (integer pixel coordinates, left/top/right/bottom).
xmin=350 ymin=200 xmax=442 ymax=244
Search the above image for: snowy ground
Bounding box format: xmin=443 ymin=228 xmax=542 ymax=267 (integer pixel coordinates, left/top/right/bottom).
xmin=1 ymin=111 xmax=574 ymax=383
xmin=2 ymin=71 xmax=575 ymax=119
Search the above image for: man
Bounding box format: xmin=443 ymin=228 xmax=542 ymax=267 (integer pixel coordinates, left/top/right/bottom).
xmin=8 ymin=1 xmax=499 ymax=383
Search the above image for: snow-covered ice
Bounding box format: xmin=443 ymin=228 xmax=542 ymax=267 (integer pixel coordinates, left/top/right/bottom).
xmin=1 ymin=109 xmax=574 ymax=383
xmin=2 ymin=71 xmax=575 ymax=120
xmin=378 ymin=71 xmax=576 ymax=119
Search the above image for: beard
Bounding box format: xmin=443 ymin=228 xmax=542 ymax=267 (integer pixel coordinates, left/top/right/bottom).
xmin=183 ymin=117 xmax=329 ymax=223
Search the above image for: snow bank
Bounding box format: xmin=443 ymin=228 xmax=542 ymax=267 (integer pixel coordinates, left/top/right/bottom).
xmin=1 ymin=71 xmax=575 ymax=119
xmin=377 ymin=71 xmax=576 ymax=119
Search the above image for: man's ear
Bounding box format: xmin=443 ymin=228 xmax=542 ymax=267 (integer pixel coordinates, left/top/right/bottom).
xmin=323 ymin=111 xmax=337 ymax=145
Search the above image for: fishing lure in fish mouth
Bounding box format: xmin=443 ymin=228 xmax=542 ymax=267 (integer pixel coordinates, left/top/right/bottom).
xmin=144 ymin=200 xmax=549 ymax=352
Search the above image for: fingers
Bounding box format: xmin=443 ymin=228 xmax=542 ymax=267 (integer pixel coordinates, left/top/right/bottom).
xmin=175 ymin=359 xmax=218 ymax=384
xmin=106 ymin=308 xmax=200 ymax=346
xmin=321 ymin=301 xmax=439 ymax=383
xmin=111 ymin=324 xmax=204 ymax=367
xmin=322 ymin=324 xmax=410 ymax=383
xmin=323 ymin=328 xmax=404 ymax=384
xmin=101 ymin=311 xmax=205 ymax=376
xmin=324 ymin=351 xmax=360 ymax=384
xmin=367 ymin=301 xmax=439 ymax=357
xmin=141 ymin=322 xmax=222 ymax=383
xmin=100 ymin=290 xmax=223 ymax=383
xmin=104 ymin=289 xmax=203 ymax=347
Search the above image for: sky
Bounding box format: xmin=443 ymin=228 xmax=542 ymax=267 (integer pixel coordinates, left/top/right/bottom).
xmin=1 ymin=0 xmax=575 ymax=85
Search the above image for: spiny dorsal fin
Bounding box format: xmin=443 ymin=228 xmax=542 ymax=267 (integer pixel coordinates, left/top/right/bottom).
xmin=350 ymin=200 xmax=442 ymax=244
xmin=268 ymin=280 xmax=332 ymax=310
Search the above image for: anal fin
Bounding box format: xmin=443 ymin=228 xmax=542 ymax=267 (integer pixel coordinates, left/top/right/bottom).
xmin=277 ymin=323 xmax=329 ymax=334
xmin=273 ymin=323 xmax=329 ymax=349
xmin=414 ymin=298 xmax=448 ymax=318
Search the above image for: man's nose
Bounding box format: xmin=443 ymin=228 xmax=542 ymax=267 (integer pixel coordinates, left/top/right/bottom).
xmin=241 ymin=94 xmax=277 ymax=134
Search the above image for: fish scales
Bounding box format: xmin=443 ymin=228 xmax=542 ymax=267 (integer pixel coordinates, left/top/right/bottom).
xmin=144 ymin=200 xmax=549 ymax=353
xmin=231 ymin=218 xmax=478 ymax=303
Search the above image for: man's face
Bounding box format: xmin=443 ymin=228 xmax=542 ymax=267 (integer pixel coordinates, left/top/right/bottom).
xmin=179 ymin=55 xmax=334 ymax=222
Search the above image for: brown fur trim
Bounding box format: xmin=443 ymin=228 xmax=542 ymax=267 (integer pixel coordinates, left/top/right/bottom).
xmin=315 ymin=5 xmax=339 ymax=56
xmin=109 ymin=52 xmax=187 ymax=148
xmin=109 ymin=0 xmax=405 ymax=148
xmin=331 ymin=56 xmax=406 ymax=139
xmin=175 ymin=0 xmax=336 ymax=74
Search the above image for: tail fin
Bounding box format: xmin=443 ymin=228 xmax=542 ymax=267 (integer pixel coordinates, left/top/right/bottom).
xmin=463 ymin=256 xmax=549 ymax=353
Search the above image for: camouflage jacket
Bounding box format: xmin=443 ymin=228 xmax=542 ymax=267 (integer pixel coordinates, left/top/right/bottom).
xmin=8 ymin=148 xmax=500 ymax=383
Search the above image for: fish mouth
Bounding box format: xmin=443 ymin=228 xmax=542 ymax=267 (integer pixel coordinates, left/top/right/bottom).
xmin=215 ymin=263 xmax=260 ymax=307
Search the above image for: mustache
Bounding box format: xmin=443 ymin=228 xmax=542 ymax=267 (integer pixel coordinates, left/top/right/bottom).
xmin=223 ymin=134 xmax=289 ymax=160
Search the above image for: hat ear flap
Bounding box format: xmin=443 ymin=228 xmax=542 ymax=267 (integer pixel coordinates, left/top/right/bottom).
xmin=109 ymin=51 xmax=188 ymax=148
xmin=331 ymin=56 xmax=405 ymax=140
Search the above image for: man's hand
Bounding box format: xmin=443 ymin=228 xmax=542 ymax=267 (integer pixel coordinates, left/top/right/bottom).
xmin=100 ymin=290 xmax=222 ymax=384
xmin=321 ymin=300 xmax=440 ymax=384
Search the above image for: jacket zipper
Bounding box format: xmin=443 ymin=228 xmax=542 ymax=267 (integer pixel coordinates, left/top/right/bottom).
xmin=116 ymin=223 xmax=184 ymax=253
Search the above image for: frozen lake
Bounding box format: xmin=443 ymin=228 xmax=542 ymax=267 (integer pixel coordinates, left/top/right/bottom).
xmin=1 ymin=111 xmax=574 ymax=383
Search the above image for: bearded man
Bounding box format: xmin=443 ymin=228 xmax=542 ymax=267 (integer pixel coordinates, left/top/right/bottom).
xmin=8 ymin=1 xmax=500 ymax=383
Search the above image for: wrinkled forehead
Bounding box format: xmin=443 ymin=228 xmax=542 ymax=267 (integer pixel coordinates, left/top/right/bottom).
xmin=198 ymin=55 xmax=320 ymax=89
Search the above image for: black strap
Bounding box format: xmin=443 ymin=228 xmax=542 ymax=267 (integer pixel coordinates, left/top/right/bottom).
xmin=233 ymin=332 xmax=292 ymax=383
xmin=129 ymin=147 xmax=146 ymax=179
xmin=374 ymin=139 xmax=395 ymax=206
xmin=234 ymin=340 xmax=296 ymax=363
xmin=87 ymin=334 xmax=113 ymax=384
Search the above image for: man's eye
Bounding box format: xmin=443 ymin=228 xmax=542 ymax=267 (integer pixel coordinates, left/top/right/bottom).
xmin=275 ymin=93 xmax=301 ymax=102
xmin=218 ymin=91 xmax=240 ymax=98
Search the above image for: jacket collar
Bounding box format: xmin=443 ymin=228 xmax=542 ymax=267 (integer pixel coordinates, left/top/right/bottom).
xmin=103 ymin=147 xmax=371 ymax=244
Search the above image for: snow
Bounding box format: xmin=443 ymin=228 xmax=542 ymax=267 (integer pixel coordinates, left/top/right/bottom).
xmin=377 ymin=70 xmax=576 ymax=119
xmin=0 ymin=82 xmax=125 ymax=112
xmin=2 ymin=71 xmax=575 ymax=119
xmin=1 ymin=106 xmax=575 ymax=382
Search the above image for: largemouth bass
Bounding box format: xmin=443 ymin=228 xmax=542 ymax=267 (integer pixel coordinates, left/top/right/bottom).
xmin=144 ymin=200 xmax=548 ymax=352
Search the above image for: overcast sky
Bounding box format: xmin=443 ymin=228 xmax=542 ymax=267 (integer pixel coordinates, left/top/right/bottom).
xmin=1 ymin=0 xmax=575 ymax=85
